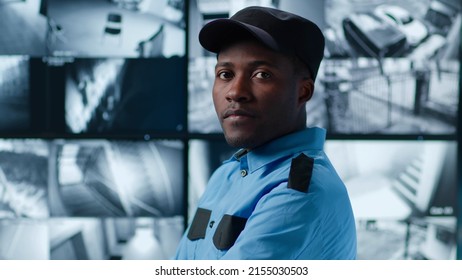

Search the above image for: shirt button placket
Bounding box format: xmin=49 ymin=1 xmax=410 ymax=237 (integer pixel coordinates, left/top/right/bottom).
xmin=239 ymin=154 xmax=249 ymax=178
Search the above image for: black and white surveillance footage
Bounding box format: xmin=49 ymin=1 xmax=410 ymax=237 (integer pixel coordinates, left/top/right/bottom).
xmin=48 ymin=217 xmax=184 ymax=260
xmin=325 ymin=140 xmax=457 ymax=219
xmin=356 ymin=217 xmax=457 ymax=259
xmin=0 ymin=56 xmax=30 ymax=132
xmin=49 ymin=139 xmax=184 ymax=217
xmin=65 ymin=57 xmax=186 ymax=135
xmin=0 ymin=0 xmax=47 ymax=56
xmin=0 ymin=219 xmax=49 ymax=260
xmin=46 ymin=0 xmax=185 ymax=58
xmin=0 ymin=139 xmax=49 ymax=218
xmin=0 ymin=216 xmax=184 ymax=260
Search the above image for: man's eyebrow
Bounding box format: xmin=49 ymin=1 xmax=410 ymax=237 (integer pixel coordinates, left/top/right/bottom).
xmin=215 ymin=61 xmax=232 ymax=69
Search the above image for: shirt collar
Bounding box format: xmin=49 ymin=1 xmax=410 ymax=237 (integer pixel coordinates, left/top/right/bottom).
xmin=231 ymin=127 xmax=326 ymax=173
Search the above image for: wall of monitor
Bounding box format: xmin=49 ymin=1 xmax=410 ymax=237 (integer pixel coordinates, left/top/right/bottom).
xmin=0 ymin=0 xmax=461 ymax=260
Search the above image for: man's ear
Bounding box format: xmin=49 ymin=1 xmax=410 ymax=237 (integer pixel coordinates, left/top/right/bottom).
xmin=298 ymin=77 xmax=314 ymax=105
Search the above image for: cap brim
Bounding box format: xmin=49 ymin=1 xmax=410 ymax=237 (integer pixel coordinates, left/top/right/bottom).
xmin=199 ymin=19 xmax=279 ymax=53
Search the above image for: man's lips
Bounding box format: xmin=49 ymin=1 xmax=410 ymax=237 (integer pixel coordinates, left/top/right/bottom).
xmin=222 ymin=109 xmax=256 ymax=120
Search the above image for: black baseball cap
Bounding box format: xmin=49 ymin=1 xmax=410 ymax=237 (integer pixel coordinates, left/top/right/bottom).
xmin=199 ymin=6 xmax=325 ymax=81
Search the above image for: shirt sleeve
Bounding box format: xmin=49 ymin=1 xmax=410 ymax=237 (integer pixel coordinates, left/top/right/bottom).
xmin=220 ymin=184 xmax=326 ymax=260
xmin=173 ymin=233 xmax=188 ymax=259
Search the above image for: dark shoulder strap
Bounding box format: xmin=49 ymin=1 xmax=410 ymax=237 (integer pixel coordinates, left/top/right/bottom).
xmin=287 ymin=153 xmax=314 ymax=193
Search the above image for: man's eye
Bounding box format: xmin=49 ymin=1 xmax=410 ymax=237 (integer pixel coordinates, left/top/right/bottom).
xmin=218 ymin=71 xmax=233 ymax=79
xmin=254 ymin=72 xmax=271 ymax=79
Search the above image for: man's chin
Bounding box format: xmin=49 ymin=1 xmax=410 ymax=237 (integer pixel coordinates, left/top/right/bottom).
xmin=223 ymin=133 xmax=257 ymax=149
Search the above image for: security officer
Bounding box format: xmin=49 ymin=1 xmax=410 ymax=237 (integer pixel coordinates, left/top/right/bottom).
xmin=175 ymin=6 xmax=357 ymax=259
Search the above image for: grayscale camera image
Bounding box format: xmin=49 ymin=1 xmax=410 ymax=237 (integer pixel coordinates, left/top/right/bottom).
xmin=1 ymin=216 xmax=184 ymax=260
xmin=49 ymin=139 xmax=184 ymax=217
xmin=325 ymin=140 xmax=457 ymax=220
xmin=49 ymin=217 xmax=183 ymax=260
xmin=319 ymin=59 xmax=459 ymax=135
xmin=0 ymin=219 xmax=49 ymax=260
xmin=356 ymin=217 xmax=457 ymax=260
xmin=0 ymin=56 xmax=30 ymax=132
xmin=0 ymin=0 xmax=47 ymax=56
xmin=65 ymin=57 xmax=186 ymax=135
xmin=0 ymin=139 xmax=49 ymax=218
xmin=321 ymin=0 xmax=460 ymax=135
xmin=46 ymin=0 xmax=185 ymax=58
xmin=325 ymin=0 xmax=460 ymax=60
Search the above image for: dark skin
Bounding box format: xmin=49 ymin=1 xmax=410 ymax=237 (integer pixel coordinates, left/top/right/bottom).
xmin=213 ymin=40 xmax=315 ymax=149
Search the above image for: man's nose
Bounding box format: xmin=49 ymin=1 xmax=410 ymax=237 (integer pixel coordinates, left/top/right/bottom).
xmin=225 ymin=76 xmax=252 ymax=103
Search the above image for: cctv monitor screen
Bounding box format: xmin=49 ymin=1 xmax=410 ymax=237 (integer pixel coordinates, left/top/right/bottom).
xmin=48 ymin=139 xmax=184 ymax=217
xmin=46 ymin=0 xmax=186 ymax=58
xmin=0 ymin=56 xmax=31 ymax=134
xmin=48 ymin=217 xmax=184 ymax=260
xmin=64 ymin=57 xmax=186 ymax=136
xmin=0 ymin=139 xmax=50 ymax=218
xmin=325 ymin=139 xmax=457 ymax=219
xmin=0 ymin=0 xmax=47 ymax=56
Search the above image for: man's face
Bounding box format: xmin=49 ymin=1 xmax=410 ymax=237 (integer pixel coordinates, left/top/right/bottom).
xmin=213 ymin=40 xmax=310 ymax=149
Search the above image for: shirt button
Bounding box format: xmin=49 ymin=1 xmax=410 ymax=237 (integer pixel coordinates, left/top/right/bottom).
xmin=240 ymin=170 xmax=248 ymax=177
xmin=209 ymin=221 xmax=215 ymax=228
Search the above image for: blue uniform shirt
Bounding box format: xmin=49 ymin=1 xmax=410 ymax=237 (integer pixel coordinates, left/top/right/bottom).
xmin=175 ymin=127 xmax=357 ymax=259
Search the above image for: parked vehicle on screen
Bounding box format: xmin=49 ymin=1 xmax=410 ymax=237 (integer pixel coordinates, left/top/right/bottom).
xmin=342 ymin=12 xmax=408 ymax=58
xmin=373 ymin=5 xmax=429 ymax=47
